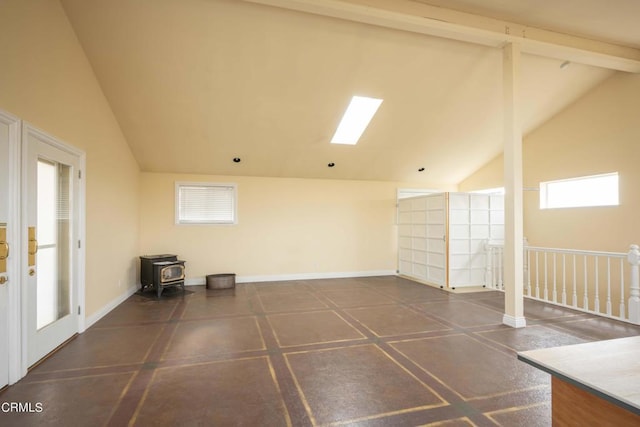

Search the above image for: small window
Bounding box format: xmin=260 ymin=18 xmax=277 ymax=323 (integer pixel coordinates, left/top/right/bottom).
xmin=176 ymin=182 xmax=237 ymax=224
xmin=539 ymin=172 xmax=618 ymax=209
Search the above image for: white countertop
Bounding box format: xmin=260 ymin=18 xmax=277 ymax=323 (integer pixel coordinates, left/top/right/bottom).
xmin=518 ymin=335 xmax=640 ymax=413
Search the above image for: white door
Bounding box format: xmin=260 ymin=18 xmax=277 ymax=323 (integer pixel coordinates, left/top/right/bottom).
xmin=425 ymin=193 xmax=447 ymax=287
xmin=24 ymin=124 xmax=82 ymax=366
xmin=0 ymin=111 xmax=20 ymax=388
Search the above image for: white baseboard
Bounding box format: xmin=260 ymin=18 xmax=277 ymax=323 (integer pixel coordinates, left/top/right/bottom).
xmin=185 ymin=270 xmax=395 ymax=286
xmin=185 ymin=277 xmax=207 ymax=286
xmin=85 ymin=285 xmax=139 ymax=329
xmin=502 ymin=314 xmax=527 ymax=328
xmin=84 ymin=270 xmax=395 ymax=329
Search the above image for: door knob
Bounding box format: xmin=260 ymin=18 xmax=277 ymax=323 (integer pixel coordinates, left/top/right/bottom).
xmin=0 ymin=276 xmax=7 ymax=285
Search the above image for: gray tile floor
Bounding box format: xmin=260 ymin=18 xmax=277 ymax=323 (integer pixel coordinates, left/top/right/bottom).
xmin=1 ymin=276 xmax=639 ymax=426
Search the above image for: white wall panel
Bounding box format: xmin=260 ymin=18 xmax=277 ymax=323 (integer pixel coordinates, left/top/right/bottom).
xmin=450 ymin=239 xmax=469 ymax=253
xmin=471 ymin=253 xmax=486 ymax=267
xmin=428 ymin=268 xmax=445 ymax=283
xmin=470 ymin=239 xmax=485 ymax=253
xmin=397 ymin=192 xmax=503 ymax=290
xmin=450 ymin=269 xmax=470 ymax=285
xmin=399 ymin=199 xmax=412 ymax=212
xmin=413 ymin=251 xmax=427 ymax=264
xmin=470 ymin=194 xmax=489 ymax=209
xmin=490 ymin=210 xmax=504 ymax=224
xmin=490 ymin=225 xmax=504 ymax=240
xmin=399 ymin=211 xmax=412 ymax=224
xmin=470 ymin=269 xmax=485 ymax=284
xmin=450 ymin=254 xmax=470 ymax=269
xmin=412 ymin=211 xmax=427 ymax=224
xmin=470 ymin=225 xmax=489 ymax=239
xmin=427 ymin=195 xmax=445 ymax=209
xmin=413 ymin=263 xmax=427 ymax=279
xmin=429 ymin=252 xmax=445 ymax=267
xmin=471 ymin=210 xmax=489 ymax=224
xmin=427 ymin=224 xmax=445 ymax=237
xmin=427 ymin=239 xmax=445 ymax=252
xmin=399 ymin=225 xmax=412 ymax=237
xmin=490 ymin=195 xmax=504 ymax=209
xmin=450 ymin=209 xmax=469 ymax=224
xmin=427 ymin=210 xmax=445 ymax=223
xmin=412 ymin=237 xmax=427 ymax=251
xmin=449 ymin=193 xmax=469 ymax=209
xmin=411 ymin=197 xmax=427 ymax=211
xmin=399 ymin=260 xmax=412 ymax=274
xmin=450 ymin=225 xmax=469 ymax=239
xmin=412 ymin=225 xmax=426 ymax=237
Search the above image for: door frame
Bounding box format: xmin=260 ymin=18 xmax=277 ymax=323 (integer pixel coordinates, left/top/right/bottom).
xmin=1 ymin=110 xmax=22 ymax=385
xmin=20 ymin=122 xmax=86 ymax=374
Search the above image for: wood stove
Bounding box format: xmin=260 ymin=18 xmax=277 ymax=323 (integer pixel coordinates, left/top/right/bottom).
xmin=140 ymin=254 xmax=186 ymax=297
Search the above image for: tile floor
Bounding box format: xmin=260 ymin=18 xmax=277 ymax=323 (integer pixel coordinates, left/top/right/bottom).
xmin=1 ymin=276 xmax=639 ymax=426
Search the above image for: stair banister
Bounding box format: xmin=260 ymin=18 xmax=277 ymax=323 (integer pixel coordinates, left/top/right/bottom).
xmin=628 ymin=244 xmax=640 ymax=324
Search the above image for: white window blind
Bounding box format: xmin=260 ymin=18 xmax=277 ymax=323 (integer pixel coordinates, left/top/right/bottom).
xmin=176 ymin=182 xmax=237 ymax=224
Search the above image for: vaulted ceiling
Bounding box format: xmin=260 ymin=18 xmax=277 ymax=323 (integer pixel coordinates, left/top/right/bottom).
xmin=60 ymin=0 xmax=639 ymax=185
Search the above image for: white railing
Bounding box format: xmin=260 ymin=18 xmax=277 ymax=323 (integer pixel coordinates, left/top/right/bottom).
xmin=485 ymin=242 xmax=640 ymax=325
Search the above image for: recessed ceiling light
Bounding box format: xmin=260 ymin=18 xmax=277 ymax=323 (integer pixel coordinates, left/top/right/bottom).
xmin=328 ymin=162 xmax=335 ymax=168
xmin=331 ymin=96 xmax=383 ymax=145
xmin=233 ymin=157 xmax=241 ymax=163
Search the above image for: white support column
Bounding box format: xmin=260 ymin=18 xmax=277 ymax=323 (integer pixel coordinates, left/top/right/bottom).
xmin=628 ymin=244 xmax=640 ymax=324
xmin=502 ymin=42 xmax=526 ymax=328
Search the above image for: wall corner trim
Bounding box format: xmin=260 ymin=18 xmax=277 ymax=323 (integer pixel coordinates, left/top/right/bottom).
xmin=84 ymin=285 xmax=138 ymax=329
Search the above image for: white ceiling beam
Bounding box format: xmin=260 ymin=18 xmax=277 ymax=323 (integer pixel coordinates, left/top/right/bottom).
xmin=243 ymin=0 xmax=640 ymax=73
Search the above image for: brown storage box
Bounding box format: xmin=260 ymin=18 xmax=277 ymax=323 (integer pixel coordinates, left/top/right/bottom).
xmin=206 ymin=273 xmax=236 ymax=289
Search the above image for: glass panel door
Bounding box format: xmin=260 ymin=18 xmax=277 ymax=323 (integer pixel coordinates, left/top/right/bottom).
xmin=25 ymin=124 xmax=81 ymax=366
xmin=36 ymin=160 xmax=71 ymax=330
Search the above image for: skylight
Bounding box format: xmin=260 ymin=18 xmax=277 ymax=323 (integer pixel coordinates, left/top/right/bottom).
xmin=330 ymin=96 xmax=383 ymax=145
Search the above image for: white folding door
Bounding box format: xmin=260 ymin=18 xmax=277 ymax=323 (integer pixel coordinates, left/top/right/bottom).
xmin=398 ymin=193 xmax=447 ymax=287
xmin=398 ymin=192 xmax=504 ymax=289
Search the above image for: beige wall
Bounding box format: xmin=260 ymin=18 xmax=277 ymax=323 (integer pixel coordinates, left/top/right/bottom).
xmin=140 ymin=173 xmax=446 ymax=280
xmin=460 ymin=72 xmax=640 ymax=252
xmin=0 ymin=0 xmax=140 ymax=316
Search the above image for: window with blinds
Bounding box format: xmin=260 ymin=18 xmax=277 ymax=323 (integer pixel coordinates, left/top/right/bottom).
xmin=175 ymin=182 xmax=237 ymax=224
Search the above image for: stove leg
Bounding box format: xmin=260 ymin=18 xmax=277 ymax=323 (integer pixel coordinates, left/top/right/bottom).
xmin=157 ymin=284 xmax=163 ymax=298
